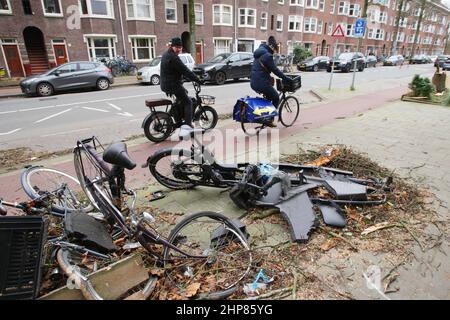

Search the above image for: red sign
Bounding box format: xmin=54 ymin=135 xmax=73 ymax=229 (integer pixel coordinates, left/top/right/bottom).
xmin=331 ymin=24 xmax=345 ymax=38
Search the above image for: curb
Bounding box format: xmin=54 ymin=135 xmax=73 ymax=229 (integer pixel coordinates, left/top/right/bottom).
xmin=309 ymin=89 xmax=326 ymax=102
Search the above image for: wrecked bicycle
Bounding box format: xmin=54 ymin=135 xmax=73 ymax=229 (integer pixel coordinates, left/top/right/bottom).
xmin=233 ymin=74 xmax=302 ymax=135
xmin=142 ymin=82 xmax=218 ymax=142
xmin=70 ymin=136 xmax=252 ymax=299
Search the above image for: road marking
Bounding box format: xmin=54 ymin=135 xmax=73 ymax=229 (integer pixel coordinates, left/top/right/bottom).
xmin=41 ymin=127 xmax=91 ymax=137
xmin=0 ymin=128 xmax=22 ymax=136
xmin=117 ymin=112 xmax=133 ymax=117
xmin=34 ymin=108 xmax=72 ymax=123
xmin=108 ymin=102 xmax=122 ymax=111
xmin=82 ymin=106 xmax=109 ymax=113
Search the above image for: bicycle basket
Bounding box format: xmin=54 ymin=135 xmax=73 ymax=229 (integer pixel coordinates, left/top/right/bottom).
xmin=199 ymin=95 xmax=215 ymax=105
xmin=0 ymin=216 xmax=48 ymax=299
xmin=276 ymin=74 xmax=302 ymax=92
xmin=232 ymin=97 xmax=278 ymax=123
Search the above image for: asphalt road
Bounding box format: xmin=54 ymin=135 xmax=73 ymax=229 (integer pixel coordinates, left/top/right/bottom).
xmin=0 ymin=63 xmax=434 ymax=152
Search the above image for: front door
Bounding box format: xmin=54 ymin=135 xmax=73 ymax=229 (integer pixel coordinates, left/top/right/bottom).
xmin=3 ymin=44 xmax=23 ymax=77
xmin=195 ymin=43 xmax=203 ymax=64
xmin=53 ymin=44 xmax=68 ymax=66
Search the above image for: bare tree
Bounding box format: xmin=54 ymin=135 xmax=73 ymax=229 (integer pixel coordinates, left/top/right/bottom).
xmin=357 ymin=0 xmax=369 ymax=52
xmin=391 ymin=0 xmax=413 ymax=56
xmin=188 ymin=0 xmax=197 ymax=61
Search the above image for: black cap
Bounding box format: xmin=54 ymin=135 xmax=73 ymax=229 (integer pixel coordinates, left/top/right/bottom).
xmin=268 ymin=36 xmax=278 ymax=50
xmin=170 ymin=37 xmax=182 ymax=47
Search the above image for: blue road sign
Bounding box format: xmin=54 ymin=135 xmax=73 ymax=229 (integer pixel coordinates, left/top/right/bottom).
xmin=354 ymin=18 xmax=365 ymax=37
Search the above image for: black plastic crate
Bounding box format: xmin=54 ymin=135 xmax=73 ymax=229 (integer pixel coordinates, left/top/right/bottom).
xmin=276 ymin=74 xmax=302 ymax=92
xmin=0 ymin=216 xmax=48 ymax=300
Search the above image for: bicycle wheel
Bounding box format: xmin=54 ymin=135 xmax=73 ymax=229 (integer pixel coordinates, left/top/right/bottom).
xmin=74 ymin=145 xmax=114 ymax=212
xmin=57 ymin=248 xmax=157 ymax=300
xmin=162 ymin=211 xmax=252 ymax=299
xmin=143 ymin=111 xmax=174 ymax=143
xmin=193 ymin=106 xmax=218 ymax=131
xmin=241 ymin=121 xmax=264 ymax=136
xmin=279 ymin=95 xmax=300 ymax=127
xmin=147 ymin=149 xmax=200 ymax=189
xmin=21 ymin=166 xmax=93 ymax=214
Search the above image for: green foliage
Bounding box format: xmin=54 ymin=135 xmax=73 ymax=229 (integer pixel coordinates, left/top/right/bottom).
xmin=293 ymin=45 xmax=312 ymax=63
xmin=441 ymin=89 xmax=450 ymax=107
xmin=409 ymin=74 xmax=435 ymax=98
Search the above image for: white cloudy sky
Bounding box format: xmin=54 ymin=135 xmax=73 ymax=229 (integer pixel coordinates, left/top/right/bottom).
xmin=443 ymin=0 xmax=450 ymax=8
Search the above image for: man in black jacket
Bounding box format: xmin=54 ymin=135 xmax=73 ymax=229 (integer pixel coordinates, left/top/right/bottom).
xmin=250 ymin=36 xmax=292 ymax=127
xmin=160 ymin=37 xmax=201 ymax=127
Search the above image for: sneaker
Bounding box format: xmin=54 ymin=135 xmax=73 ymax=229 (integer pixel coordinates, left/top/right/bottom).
xmin=266 ymin=120 xmax=277 ymax=128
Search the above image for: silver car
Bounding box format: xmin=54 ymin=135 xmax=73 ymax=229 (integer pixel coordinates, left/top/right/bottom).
xmin=20 ymin=61 xmax=114 ymax=97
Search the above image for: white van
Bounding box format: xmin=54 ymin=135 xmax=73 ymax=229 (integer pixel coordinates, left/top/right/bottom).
xmin=137 ymin=53 xmax=195 ymax=85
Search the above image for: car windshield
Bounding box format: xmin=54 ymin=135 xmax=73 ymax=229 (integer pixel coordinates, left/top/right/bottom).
xmin=208 ymin=53 xmax=231 ymax=63
xmin=387 ymin=56 xmax=397 ymax=61
xmin=149 ymin=57 xmax=161 ymax=67
xmin=338 ymin=53 xmax=354 ymax=60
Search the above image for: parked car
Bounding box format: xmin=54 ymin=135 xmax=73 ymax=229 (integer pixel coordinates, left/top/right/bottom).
xmin=136 ymin=53 xmax=195 ymax=85
xmin=410 ymin=54 xmax=428 ymax=64
xmin=193 ymin=52 xmax=254 ymax=85
xmin=20 ymin=61 xmax=114 ymax=97
xmin=383 ymin=55 xmax=404 ymax=66
xmin=297 ymin=56 xmax=330 ymax=72
xmin=435 ymin=54 xmax=450 ymax=68
xmin=327 ymin=52 xmax=366 ymax=72
xmin=365 ymin=55 xmax=377 ymax=68
xmin=442 ymin=57 xmax=450 ymax=70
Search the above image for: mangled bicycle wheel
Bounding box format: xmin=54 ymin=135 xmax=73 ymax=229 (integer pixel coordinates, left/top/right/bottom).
xmin=162 ymin=211 xmax=252 ymax=299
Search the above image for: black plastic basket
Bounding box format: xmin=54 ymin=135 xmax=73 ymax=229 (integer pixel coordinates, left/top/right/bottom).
xmin=276 ymin=74 xmax=302 ymax=92
xmin=0 ymin=216 xmax=48 ymax=300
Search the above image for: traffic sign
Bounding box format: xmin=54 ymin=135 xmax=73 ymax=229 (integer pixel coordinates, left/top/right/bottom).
xmin=354 ymin=18 xmax=366 ymax=38
xmin=331 ymin=24 xmax=345 ymax=38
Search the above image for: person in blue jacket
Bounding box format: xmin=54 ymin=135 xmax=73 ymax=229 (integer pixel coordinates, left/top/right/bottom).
xmin=250 ymin=36 xmax=292 ymax=126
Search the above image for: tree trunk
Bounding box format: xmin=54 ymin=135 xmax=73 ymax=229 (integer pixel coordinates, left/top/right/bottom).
xmin=410 ymin=0 xmax=426 ymax=61
xmin=188 ymin=0 xmax=197 ymax=62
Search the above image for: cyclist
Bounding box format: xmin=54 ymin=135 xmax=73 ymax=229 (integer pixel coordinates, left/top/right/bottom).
xmin=160 ymin=37 xmax=202 ymax=127
xmin=250 ymin=36 xmax=293 ymax=127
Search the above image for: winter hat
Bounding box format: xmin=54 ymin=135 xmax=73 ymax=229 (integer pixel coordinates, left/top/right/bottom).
xmin=170 ymin=37 xmax=183 ymax=47
xmin=267 ymin=36 xmax=278 ymax=50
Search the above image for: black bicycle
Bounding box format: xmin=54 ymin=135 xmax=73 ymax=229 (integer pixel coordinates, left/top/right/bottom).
xmin=71 ymin=136 xmax=252 ymax=299
xmin=142 ymin=82 xmax=218 ymax=142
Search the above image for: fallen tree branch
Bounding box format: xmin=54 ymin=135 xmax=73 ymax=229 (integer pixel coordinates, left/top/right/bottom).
xmin=397 ymin=221 xmax=425 ymax=252
xmin=319 ymin=226 xmax=358 ymax=251
xmin=246 ymin=286 xmax=293 ymax=300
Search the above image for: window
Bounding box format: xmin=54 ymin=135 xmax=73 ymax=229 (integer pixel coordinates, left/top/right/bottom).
xmin=346 ymin=24 xmax=352 ymax=37
xmin=338 ymin=1 xmax=349 ymax=15
xmin=194 ymin=3 xmax=203 ymax=25
xmin=261 ymin=12 xmax=268 ymax=30
xmin=306 ymin=0 xmax=318 ymax=9
xmin=330 ymin=0 xmax=335 ymax=14
xmin=78 ymin=62 xmax=96 ymax=70
xmin=237 ymin=41 xmax=254 ymax=53
xmin=126 ymin=0 xmax=154 ymax=20
xmin=290 ymin=0 xmax=304 ymax=5
xmin=239 ymin=8 xmax=256 ymax=27
xmin=22 ymin=0 xmax=33 ymax=14
xmin=86 ymin=37 xmax=116 ymax=60
xmin=80 ymin=0 xmax=113 ymax=17
xmin=304 ymin=17 xmax=317 ymax=33
xmin=288 ymin=15 xmax=302 ymax=31
xmin=130 ymin=37 xmax=155 ymax=62
xmin=319 ymin=0 xmax=325 ymax=11
xmin=278 ymin=0 xmax=285 ymax=4
xmin=213 ymin=4 xmax=232 ymax=26
xmin=317 ymin=20 xmax=323 ymax=34
xmin=42 ymin=0 xmax=62 ymax=16
xmin=349 ymin=4 xmax=359 ymax=17
xmin=0 ymin=0 xmax=12 ymax=14
xmin=327 ymin=23 xmax=333 ymax=34
xmin=276 ymin=14 xmax=283 ymax=31
xmin=56 ymin=63 xmax=77 ymax=73
xmin=165 ymin=0 xmax=177 ymax=22
xmin=213 ymin=38 xmax=232 ymax=55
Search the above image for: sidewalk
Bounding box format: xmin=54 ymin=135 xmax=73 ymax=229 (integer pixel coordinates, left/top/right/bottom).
xmin=0 ymin=75 xmax=139 ymax=98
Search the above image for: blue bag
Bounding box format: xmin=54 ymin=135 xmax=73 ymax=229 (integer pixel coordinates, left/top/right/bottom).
xmin=233 ymin=97 xmax=278 ymax=123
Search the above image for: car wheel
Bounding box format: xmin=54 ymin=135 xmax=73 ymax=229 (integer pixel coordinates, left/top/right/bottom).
xmin=96 ymin=78 xmax=110 ymax=91
xmin=358 ymin=64 xmax=365 ymax=72
xmin=233 ymin=78 xmax=240 ymax=82
xmin=36 ymin=82 xmax=54 ymax=97
xmin=151 ymin=75 xmax=160 ymax=85
xmin=326 ymin=68 xmax=331 ymax=72
xmin=214 ymin=71 xmax=226 ymax=85
xmin=313 ymin=65 xmax=319 ymax=72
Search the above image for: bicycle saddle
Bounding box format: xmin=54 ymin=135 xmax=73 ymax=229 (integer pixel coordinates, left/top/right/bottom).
xmin=178 ymin=125 xmax=205 ymax=140
xmin=103 ymin=142 xmax=136 ymax=170
xmin=145 ymin=98 xmax=172 ymax=108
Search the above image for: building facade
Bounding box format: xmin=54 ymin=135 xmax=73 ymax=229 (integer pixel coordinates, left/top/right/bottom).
xmin=0 ymin=0 xmax=449 ymax=78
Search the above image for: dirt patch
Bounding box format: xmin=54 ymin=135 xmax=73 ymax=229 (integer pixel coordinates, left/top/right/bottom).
xmin=0 ymin=147 xmax=72 ymax=172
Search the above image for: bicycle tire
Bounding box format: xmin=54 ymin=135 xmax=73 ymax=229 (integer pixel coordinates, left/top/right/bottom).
xmin=147 ymin=148 xmax=199 ymax=189
xmin=279 ymin=95 xmax=300 ymax=127
xmin=193 ymin=106 xmax=218 ymax=131
xmin=143 ymin=111 xmax=174 ymax=143
xmin=20 ymin=166 xmax=93 ymax=214
xmin=162 ymin=211 xmax=252 ymax=299
xmin=74 ymin=146 xmax=113 ymax=213
xmin=57 ymin=248 xmax=157 ymax=300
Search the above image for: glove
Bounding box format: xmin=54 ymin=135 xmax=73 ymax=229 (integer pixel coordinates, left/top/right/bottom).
xmin=194 ymin=77 xmax=203 ymax=85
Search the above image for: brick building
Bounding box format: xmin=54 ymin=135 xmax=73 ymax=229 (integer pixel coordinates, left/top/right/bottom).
xmin=0 ymin=0 xmax=449 ymax=78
